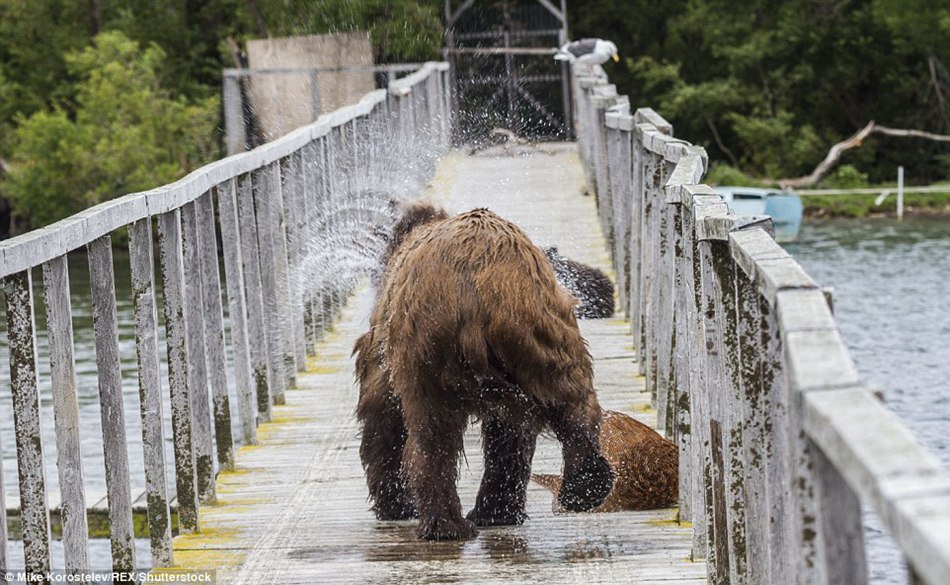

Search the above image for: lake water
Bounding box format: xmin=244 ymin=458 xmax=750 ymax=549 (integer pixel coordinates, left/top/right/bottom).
xmin=786 ymin=217 xmax=950 ymax=585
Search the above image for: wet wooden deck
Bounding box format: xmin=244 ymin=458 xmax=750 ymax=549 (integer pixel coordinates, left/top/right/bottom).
xmin=172 ymin=146 xmax=706 ymax=584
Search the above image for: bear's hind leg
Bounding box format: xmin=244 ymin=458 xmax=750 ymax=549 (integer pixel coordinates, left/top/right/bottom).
xmin=549 ymin=401 xmax=614 ymax=513
xmin=467 ymin=418 xmax=537 ymax=526
xmin=358 ymin=391 xmax=417 ymax=520
xmin=402 ymin=403 xmax=477 ymax=540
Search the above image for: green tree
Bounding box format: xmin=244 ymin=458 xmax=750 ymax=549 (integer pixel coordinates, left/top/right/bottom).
xmin=3 ymin=31 xmax=218 ymax=231
xmin=571 ymin=0 xmax=949 ymax=183
xmin=253 ymin=0 xmax=443 ymax=62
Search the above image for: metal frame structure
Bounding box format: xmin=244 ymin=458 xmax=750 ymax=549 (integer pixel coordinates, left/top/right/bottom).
xmin=444 ymin=0 xmax=572 ymax=142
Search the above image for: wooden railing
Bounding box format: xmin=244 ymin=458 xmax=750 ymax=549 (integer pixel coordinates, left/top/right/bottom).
xmin=0 ymin=61 xmax=450 ymax=576
xmin=573 ymin=64 xmax=950 ymax=585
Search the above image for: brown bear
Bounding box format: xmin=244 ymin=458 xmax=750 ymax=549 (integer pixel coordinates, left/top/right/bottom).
xmin=354 ymin=206 xmax=613 ymax=540
xmin=532 ymin=409 xmax=679 ymax=512
xmin=542 ymin=246 xmax=615 ymax=319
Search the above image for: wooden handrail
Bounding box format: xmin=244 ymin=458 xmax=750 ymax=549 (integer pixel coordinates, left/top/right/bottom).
xmin=0 ymin=61 xmax=452 ymax=577
xmin=573 ymin=62 xmax=950 ymax=585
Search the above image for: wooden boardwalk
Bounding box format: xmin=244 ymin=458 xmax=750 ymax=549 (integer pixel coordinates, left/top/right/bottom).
xmin=172 ymin=146 xmax=706 ymax=584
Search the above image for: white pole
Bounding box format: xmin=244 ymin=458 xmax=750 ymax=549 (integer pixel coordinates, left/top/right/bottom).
xmin=897 ymin=165 xmax=904 ymax=221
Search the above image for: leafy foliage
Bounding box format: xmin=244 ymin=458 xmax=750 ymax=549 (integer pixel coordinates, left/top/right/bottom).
xmin=4 ymin=32 xmax=218 ymax=230
xmin=253 ymin=0 xmax=442 ymax=62
xmin=0 ymin=0 xmax=946 ymax=234
xmin=570 ymin=0 xmax=950 ymax=183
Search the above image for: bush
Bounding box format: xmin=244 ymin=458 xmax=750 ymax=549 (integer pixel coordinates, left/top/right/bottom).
xmin=705 ymin=163 xmax=764 ymax=187
xmin=821 ymin=164 xmax=870 ymax=189
xmin=3 ymin=31 xmax=218 ymax=231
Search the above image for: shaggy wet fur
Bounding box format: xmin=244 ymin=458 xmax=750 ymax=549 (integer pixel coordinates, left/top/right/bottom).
xmin=532 ymin=409 xmax=679 ymax=512
xmin=543 ymin=247 xmax=615 ymax=319
xmin=355 ymin=207 xmax=613 ymax=540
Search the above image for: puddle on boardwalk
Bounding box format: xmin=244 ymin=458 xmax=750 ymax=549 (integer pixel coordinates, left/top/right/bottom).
xmin=288 ymin=519 xmax=646 ymax=567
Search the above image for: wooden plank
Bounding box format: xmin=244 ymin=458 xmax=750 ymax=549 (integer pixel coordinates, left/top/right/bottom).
xmin=4 ymin=269 xmax=51 ymax=575
xmin=196 ymin=191 xmax=235 ymax=472
xmin=128 ymin=218 xmax=174 ymax=567
xmin=87 ymin=235 xmax=136 ymax=572
xmin=156 ymin=209 xmax=200 ymax=533
xmin=41 ymin=255 xmax=90 ymax=572
xmin=216 ymin=181 xmax=258 ymax=445
xmin=181 ymin=201 xmax=216 ymax=505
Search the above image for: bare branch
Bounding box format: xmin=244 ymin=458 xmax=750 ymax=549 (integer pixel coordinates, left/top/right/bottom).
xmin=874 ymin=125 xmax=950 ymax=142
xmin=775 ymin=121 xmax=875 ymax=188
xmin=769 ymin=121 xmax=950 ymax=188
xmin=705 ymin=115 xmax=739 ymax=168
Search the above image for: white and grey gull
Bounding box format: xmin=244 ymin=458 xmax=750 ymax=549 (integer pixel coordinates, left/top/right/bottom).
xmin=554 ymin=38 xmax=620 ymax=65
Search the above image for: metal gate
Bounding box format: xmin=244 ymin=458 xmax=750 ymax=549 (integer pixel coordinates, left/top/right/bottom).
xmin=444 ymin=0 xmax=571 ymax=144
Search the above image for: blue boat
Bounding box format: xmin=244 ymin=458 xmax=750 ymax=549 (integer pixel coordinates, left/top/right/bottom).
xmin=712 ymin=186 xmax=804 ymax=242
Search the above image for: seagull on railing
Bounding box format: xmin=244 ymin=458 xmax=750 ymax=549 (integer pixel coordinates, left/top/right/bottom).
xmin=554 ymin=39 xmax=620 ymax=65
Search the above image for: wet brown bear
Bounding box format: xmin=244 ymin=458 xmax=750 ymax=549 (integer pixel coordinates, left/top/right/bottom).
xmin=532 ymin=409 xmax=679 ymax=512
xmin=354 ymin=207 xmax=613 ymax=540
xmin=542 ymin=246 xmax=615 ymax=319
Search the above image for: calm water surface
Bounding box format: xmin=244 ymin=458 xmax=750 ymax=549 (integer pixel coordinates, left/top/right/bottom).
xmin=787 ymin=217 xmax=950 ymax=585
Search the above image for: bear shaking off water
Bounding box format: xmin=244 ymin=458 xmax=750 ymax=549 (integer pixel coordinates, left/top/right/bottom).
xmin=354 ymin=207 xmax=613 ymax=540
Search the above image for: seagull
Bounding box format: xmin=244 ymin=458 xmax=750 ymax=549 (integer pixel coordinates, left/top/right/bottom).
xmin=554 ymin=39 xmax=620 ymax=65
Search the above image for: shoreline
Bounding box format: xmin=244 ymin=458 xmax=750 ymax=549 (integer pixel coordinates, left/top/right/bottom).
xmin=801 ymin=192 xmax=950 ymax=219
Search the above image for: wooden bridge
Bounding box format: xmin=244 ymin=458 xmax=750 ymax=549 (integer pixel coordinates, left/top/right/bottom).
xmin=0 ymin=61 xmax=946 ymax=585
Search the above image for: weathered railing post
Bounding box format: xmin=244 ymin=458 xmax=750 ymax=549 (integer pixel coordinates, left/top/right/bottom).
xmin=88 ymin=234 xmax=136 ymax=572
xmin=215 ymin=180 xmax=258 ymax=444
xmin=281 ymin=152 xmax=309 ymax=371
xmin=604 ymin=106 xmax=633 ymax=314
xmin=589 ymin=84 xmax=619 ymax=242
xmin=728 ymin=228 xmax=786 ymax=585
xmin=42 ymin=254 xmax=90 ymax=572
xmin=180 ymin=201 xmax=216 ymax=505
xmin=696 ymin=210 xmax=738 ymax=585
xmin=156 ymin=209 xmax=200 ymax=533
xmin=236 ymin=172 xmax=273 ymax=421
xmin=196 ymin=192 xmax=235 ymax=473
xmin=128 ymin=218 xmax=174 ymax=567
xmin=681 ymin=186 xmax=724 ymax=563
xmin=254 ymin=164 xmax=288 ymax=405
xmin=269 ymin=160 xmax=298 ymax=388
xmin=5 ymin=270 xmax=51 ymax=576
xmin=778 ymin=285 xmax=867 ymax=584
xmin=662 ymin=149 xmax=708 ymax=539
